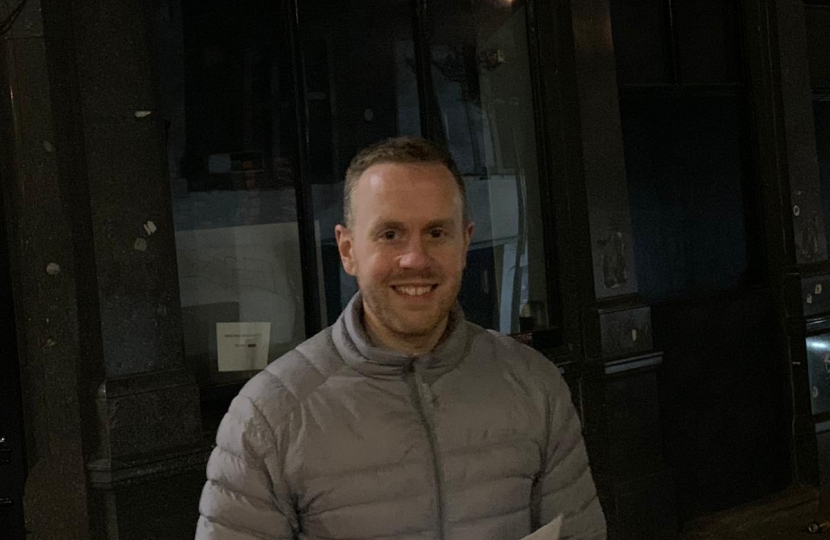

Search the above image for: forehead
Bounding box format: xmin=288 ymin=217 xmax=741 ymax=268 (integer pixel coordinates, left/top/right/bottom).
xmin=351 ymin=162 xmax=462 ymax=222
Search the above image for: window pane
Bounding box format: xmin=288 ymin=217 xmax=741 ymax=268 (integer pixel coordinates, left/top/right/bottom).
xmin=672 ymin=0 xmax=741 ymax=85
xmin=301 ymin=0 xmax=421 ymax=325
xmin=610 ymin=0 xmax=673 ymax=85
xmin=815 ymin=100 xmax=830 ymax=245
xmin=807 ymin=7 xmax=830 ymax=282
xmin=160 ymin=0 xmax=306 ymax=389
xmin=621 ymin=93 xmax=750 ymax=301
xmin=428 ymin=0 xmax=550 ymax=333
xmin=805 ymin=5 xmax=830 ymax=90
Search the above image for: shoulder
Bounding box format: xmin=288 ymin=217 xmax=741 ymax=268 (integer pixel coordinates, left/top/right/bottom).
xmin=466 ymin=323 xmax=568 ymax=396
xmin=471 ymin=324 xmax=561 ymax=374
xmin=236 ymin=327 xmax=345 ymax=430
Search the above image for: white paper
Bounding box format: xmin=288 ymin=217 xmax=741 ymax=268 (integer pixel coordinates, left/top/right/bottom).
xmin=216 ymin=322 xmax=271 ymax=372
xmin=521 ymin=515 xmax=563 ymax=540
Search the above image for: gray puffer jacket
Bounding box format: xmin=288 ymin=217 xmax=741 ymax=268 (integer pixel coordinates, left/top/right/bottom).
xmin=196 ymin=295 xmax=606 ymax=540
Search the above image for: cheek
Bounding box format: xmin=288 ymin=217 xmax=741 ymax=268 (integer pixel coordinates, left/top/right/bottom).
xmin=362 ymin=252 xmax=396 ymax=281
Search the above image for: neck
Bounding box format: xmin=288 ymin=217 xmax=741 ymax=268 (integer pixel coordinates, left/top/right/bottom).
xmin=362 ymin=307 xmax=449 ymax=356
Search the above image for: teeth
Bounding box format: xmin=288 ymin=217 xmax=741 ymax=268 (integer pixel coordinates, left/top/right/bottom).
xmin=396 ymin=285 xmax=432 ymax=296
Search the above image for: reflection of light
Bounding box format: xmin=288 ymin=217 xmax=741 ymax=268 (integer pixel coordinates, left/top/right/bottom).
xmin=807 ymin=339 xmax=830 ymax=351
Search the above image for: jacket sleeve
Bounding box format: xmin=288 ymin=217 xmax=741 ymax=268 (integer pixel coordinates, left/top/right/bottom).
xmin=534 ymin=369 xmax=607 ymax=540
xmin=196 ymin=395 xmax=297 ymax=540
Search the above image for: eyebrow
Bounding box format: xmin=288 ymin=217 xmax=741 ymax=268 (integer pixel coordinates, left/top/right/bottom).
xmin=368 ymin=219 xmax=456 ymax=235
xmin=423 ymin=219 xmax=455 ymax=230
xmin=369 ymin=220 xmax=406 ymax=235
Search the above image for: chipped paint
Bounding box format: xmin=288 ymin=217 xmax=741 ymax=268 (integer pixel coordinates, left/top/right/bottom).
xmin=42 ymin=140 xmax=54 ymax=153
xmin=134 ymin=110 xmax=152 ymax=118
xmin=598 ymin=230 xmax=628 ymax=289
xmin=797 ymin=214 xmax=822 ymax=261
xmin=143 ymin=221 xmax=157 ymax=236
xmin=46 ymin=263 xmax=60 ymax=275
xmin=134 ymin=238 xmax=147 ymax=252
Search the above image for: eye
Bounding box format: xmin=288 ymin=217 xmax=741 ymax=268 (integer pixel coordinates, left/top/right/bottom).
xmin=381 ymin=230 xmax=398 ymax=241
xmin=429 ymin=228 xmax=445 ymax=239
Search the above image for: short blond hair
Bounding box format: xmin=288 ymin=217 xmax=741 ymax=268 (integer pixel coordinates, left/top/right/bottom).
xmin=343 ymin=137 xmax=468 ymax=227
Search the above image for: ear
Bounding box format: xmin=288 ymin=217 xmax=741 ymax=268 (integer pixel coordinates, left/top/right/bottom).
xmin=335 ymin=224 xmax=358 ymax=276
xmin=462 ymin=221 xmax=475 ymax=268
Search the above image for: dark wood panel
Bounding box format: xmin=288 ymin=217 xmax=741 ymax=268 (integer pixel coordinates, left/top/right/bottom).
xmin=653 ymin=288 xmax=791 ymax=522
xmin=609 ymin=0 xmax=672 ymax=85
xmin=819 ymin=424 xmax=830 ymax=485
xmin=621 ymin=92 xmax=755 ymax=303
xmin=89 ymin=471 xmax=205 ymax=540
xmin=605 ymin=367 xmax=668 ymax=482
xmin=673 ymin=0 xmax=742 ymax=85
xmin=0 ymin=114 xmax=26 ymax=540
xmin=805 ymin=5 xmax=830 ymax=90
xmin=615 ymin=470 xmax=678 ymax=540
xmin=815 ymin=101 xmax=830 ymax=249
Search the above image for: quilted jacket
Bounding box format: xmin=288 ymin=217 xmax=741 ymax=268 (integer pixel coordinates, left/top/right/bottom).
xmin=196 ymin=294 xmax=606 ymax=540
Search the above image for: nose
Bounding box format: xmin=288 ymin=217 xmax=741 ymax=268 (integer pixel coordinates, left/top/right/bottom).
xmin=397 ymin=237 xmax=429 ymax=269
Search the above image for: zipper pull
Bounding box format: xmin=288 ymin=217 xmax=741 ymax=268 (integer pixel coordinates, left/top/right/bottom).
xmin=411 ymin=367 xmax=434 ymax=404
xmin=421 ymin=381 xmax=435 ymax=405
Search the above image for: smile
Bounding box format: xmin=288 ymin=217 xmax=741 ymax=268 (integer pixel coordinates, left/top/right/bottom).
xmin=392 ymin=285 xmax=436 ymax=297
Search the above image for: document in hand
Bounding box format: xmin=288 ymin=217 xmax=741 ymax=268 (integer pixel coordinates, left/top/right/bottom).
xmin=520 ymin=515 xmax=563 ymax=540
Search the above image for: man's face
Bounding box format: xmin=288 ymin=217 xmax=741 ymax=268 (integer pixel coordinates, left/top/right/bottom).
xmin=335 ymin=162 xmax=473 ymax=351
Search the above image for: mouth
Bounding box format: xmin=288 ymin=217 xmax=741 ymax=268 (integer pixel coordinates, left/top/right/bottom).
xmin=392 ymin=284 xmax=438 ymax=297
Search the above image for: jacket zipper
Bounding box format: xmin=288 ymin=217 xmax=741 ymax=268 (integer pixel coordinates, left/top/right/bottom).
xmin=407 ymin=362 xmax=447 ymax=540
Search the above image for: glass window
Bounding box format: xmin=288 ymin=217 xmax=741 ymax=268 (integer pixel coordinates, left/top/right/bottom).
xmin=428 ymin=0 xmax=550 ymax=333
xmin=303 ymin=0 xmax=552 ymax=334
xmin=156 ymin=0 xmax=558 ymax=406
xmin=610 ymin=0 xmax=741 ymax=87
xmin=620 ymin=93 xmax=751 ymax=301
xmin=156 ymin=0 xmax=306 ymax=398
xmin=816 ymin=100 xmax=830 ymax=246
xmin=672 ymin=0 xmax=741 ymax=85
xmin=612 ymin=0 xmax=754 ymax=302
xmin=301 ymin=0 xmax=422 ymax=325
xmin=806 ymin=5 xmax=830 ymax=245
xmin=806 ymin=4 xmax=830 ymax=90
xmin=610 ymin=0 xmax=673 ymax=86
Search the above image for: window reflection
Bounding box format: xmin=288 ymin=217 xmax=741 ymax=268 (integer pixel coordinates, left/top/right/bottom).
xmin=157 ymin=0 xmax=306 ymax=390
xmin=806 ymin=5 xmax=830 ymax=263
xmin=156 ymin=0 xmax=556 ymax=387
xmin=429 ymin=0 xmax=549 ymax=333
xmin=301 ymin=0 xmax=420 ymax=325
xmin=304 ymin=0 xmax=550 ymax=333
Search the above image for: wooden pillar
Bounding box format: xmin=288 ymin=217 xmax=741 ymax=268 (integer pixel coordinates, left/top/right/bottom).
xmin=534 ymin=0 xmax=677 ymax=538
xmin=1 ymin=0 xmax=210 ymax=538
xmin=0 ymin=0 xmax=92 ymax=537
xmin=50 ymin=0 xmax=209 ymax=537
xmin=743 ymin=0 xmax=830 ymax=487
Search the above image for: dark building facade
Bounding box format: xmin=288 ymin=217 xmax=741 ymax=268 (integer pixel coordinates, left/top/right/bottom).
xmin=0 ymin=0 xmax=828 ymax=538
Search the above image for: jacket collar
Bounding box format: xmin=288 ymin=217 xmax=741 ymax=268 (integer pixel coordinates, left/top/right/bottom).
xmin=332 ymin=293 xmax=469 ymax=382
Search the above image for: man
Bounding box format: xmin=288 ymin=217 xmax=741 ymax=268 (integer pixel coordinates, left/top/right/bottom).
xmin=196 ymin=137 xmax=606 ymax=540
